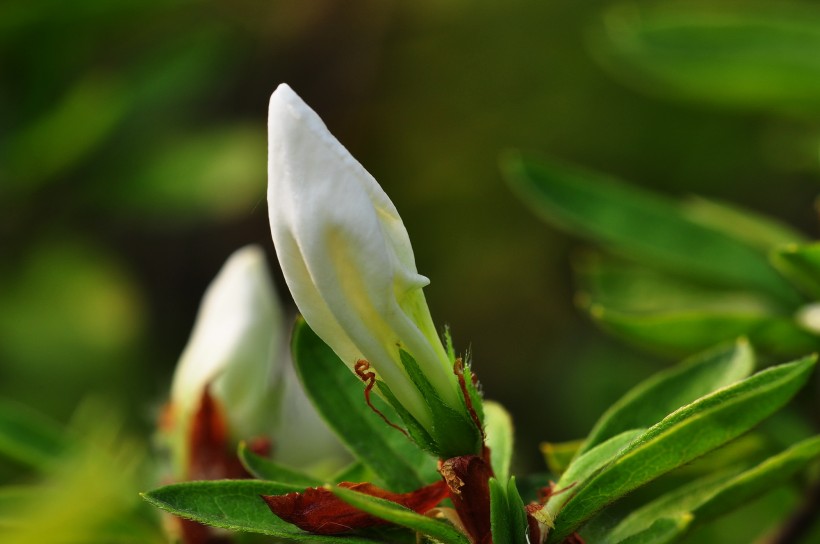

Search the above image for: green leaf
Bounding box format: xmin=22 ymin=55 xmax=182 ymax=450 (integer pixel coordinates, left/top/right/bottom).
xmin=375 ymin=381 xmax=438 ymax=455
xmin=610 ymin=435 xmax=820 ymax=541
xmin=331 ymin=485 xmax=470 ymax=544
xmin=580 ymin=340 xmax=754 ymax=455
xmin=489 ymin=478 xmax=513 ymax=544
xmin=143 ymin=480 xmax=376 ymax=543
xmin=693 ymin=434 xmax=820 ymax=521
xmin=614 ymin=515 xmax=692 ymax=544
xmin=237 ymin=442 xmax=322 ymax=487
xmin=291 ymin=319 xmax=438 ymax=492
xmin=608 ymin=469 xmax=740 ymax=542
xmin=680 ymin=196 xmax=807 ymax=251
xmin=0 ymin=399 xmax=67 ymax=468
xmin=501 ymin=154 xmax=799 ymax=306
xmin=589 ymin=5 xmax=820 ymax=115
xmin=484 ymin=401 xmax=514 ymax=483
xmin=573 ymin=252 xmax=779 ymax=315
xmin=546 ymin=355 xmax=816 ymax=542
xmin=588 ymin=306 xmax=818 ymax=358
xmin=540 ymin=439 xmax=584 ymax=476
xmin=771 ymin=243 xmax=820 ymax=299
xmin=550 ymin=430 xmax=644 ymax=515
xmin=506 ymin=478 xmax=530 ymax=544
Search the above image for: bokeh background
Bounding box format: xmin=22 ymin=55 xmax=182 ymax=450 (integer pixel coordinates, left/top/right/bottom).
xmin=3 ymin=0 xmax=820 ymax=535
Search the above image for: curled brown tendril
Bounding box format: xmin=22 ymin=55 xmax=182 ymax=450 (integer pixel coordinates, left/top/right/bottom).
xmin=353 ymin=360 xmax=409 ymax=437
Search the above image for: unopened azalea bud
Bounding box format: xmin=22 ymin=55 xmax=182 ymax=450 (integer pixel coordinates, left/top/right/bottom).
xmin=266 ymin=84 xmax=482 ymax=458
xmin=167 ymin=245 xmax=282 ymax=475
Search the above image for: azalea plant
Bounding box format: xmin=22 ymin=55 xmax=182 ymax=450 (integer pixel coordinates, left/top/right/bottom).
xmin=137 ymin=86 xmax=820 ymax=544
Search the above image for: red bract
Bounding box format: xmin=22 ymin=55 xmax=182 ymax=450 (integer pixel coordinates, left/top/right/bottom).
xmin=262 ymin=480 xmax=448 ymax=535
xmin=439 ymin=453 xmax=494 ymax=544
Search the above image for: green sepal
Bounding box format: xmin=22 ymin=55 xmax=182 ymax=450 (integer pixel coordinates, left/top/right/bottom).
xmin=292 ymin=318 xmax=438 ymax=492
xmin=459 ymin=352 xmax=485 ymax=427
xmin=399 ymin=350 xmax=482 ymax=459
xmin=376 ymin=380 xmax=438 ymax=456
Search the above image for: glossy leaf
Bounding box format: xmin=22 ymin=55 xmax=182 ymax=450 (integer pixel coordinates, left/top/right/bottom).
xmin=680 ymin=196 xmax=807 ymax=251
xmin=142 ymin=480 xmax=376 ymax=543
xmin=292 ymin=319 xmax=438 ymax=492
xmin=484 ymin=401 xmax=514 ymax=483
xmin=589 ymin=306 xmax=818 ymax=358
xmin=502 ymin=154 xmax=799 ymax=305
xmin=580 ymin=340 xmax=754 ymax=455
xmin=550 ymin=430 xmax=644 ymax=515
xmin=611 ymin=435 xmax=820 ymax=541
xmin=237 ymin=441 xmax=322 ymax=487
xmin=547 ymin=356 xmax=816 ymax=542
xmin=331 ymin=484 xmax=469 ymax=544
xmin=573 ymin=252 xmax=778 ymax=315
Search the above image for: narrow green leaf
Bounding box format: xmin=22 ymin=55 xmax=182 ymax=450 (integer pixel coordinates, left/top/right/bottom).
xmin=608 ymin=470 xmax=740 ymax=542
xmin=143 ymin=480 xmax=374 ymax=542
xmin=589 ymin=306 xmax=818 ymax=358
xmin=237 ymin=442 xmax=322 ymax=487
xmin=614 ymin=515 xmax=692 ymax=544
xmin=292 ymin=319 xmax=438 ymax=492
xmin=489 ymin=478 xmax=512 ymax=544
xmin=550 ymin=430 xmax=644 ymax=515
xmin=589 ymin=6 xmax=820 ymax=115
xmin=547 ymin=355 xmax=817 ymax=542
xmin=580 ymin=340 xmax=754 ymax=455
xmin=398 ymin=350 xmax=482 ymax=459
xmin=681 ymin=196 xmax=807 ymax=251
xmin=0 ymin=399 xmax=67 ymax=468
xmin=573 ymin=252 xmax=779 ymax=316
xmin=502 ymin=154 xmax=799 ymax=305
xmin=610 ymin=435 xmax=820 ymax=541
xmin=331 ymin=485 xmax=469 ymax=544
xmin=484 ymin=401 xmax=514 ymax=483
xmin=506 ymin=478 xmax=530 ymax=544
xmin=771 ymin=243 xmax=820 ymax=299
xmin=694 ymin=434 xmax=820 ymax=521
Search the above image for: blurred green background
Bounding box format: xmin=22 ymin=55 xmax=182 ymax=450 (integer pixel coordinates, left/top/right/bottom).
xmin=3 ymin=0 xmax=820 ymax=491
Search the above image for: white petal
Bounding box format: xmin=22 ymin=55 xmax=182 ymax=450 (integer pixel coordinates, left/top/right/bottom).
xmin=267 ymin=84 xmax=459 ymax=426
xmin=171 ymin=245 xmax=281 ymax=445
